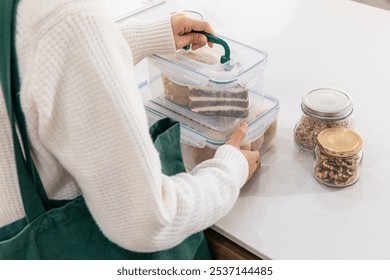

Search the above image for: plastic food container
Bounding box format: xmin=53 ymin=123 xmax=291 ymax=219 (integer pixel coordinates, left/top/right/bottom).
xmin=146 ymin=34 xmax=268 ymax=131
xmin=142 ymin=84 xmax=280 ymax=170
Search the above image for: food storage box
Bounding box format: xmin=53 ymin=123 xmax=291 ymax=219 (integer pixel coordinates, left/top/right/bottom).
xmin=146 ymin=34 xmax=268 ymax=131
xmin=141 ymin=77 xmax=279 ymax=170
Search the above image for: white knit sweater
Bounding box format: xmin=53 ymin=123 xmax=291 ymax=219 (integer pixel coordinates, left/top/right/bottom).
xmin=0 ymin=0 xmax=248 ymax=252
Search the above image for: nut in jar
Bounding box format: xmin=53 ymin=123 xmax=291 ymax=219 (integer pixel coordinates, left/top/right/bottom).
xmin=313 ymin=128 xmax=363 ymax=187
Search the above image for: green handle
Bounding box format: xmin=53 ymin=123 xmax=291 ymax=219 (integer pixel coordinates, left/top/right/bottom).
xmin=183 ymin=31 xmax=231 ymax=64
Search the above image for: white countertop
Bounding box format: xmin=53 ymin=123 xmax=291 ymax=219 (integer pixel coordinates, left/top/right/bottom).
xmin=128 ymin=0 xmax=390 ymax=259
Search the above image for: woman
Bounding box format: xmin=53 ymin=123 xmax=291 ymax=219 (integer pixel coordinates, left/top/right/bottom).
xmin=0 ymin=0 xmax=260 ymax=257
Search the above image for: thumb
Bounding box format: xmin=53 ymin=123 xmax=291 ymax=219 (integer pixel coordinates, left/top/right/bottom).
xmin=177 ymin=33 xmax=207 ymax=49
xmin=227 ymin=122 xmax=248 ymax=148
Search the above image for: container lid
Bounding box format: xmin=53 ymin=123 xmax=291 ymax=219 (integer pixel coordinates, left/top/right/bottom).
xmin=301 ymin=88 xmax=353 ymax=120
xmin=317 ymin=128 xmax=363 ymax=157
xmin=148 ymin=35 xmax=267 ymax=87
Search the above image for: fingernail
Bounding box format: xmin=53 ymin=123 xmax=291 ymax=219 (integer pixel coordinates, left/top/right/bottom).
xmin=200 ymin=36 xmax=206 ymax=43
xmin=240 ymin=122 xmax=248 ymax=128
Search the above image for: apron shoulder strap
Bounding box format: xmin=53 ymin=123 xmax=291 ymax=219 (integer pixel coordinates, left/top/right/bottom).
xmin=0 ymin=0 xmax=48 ymax=222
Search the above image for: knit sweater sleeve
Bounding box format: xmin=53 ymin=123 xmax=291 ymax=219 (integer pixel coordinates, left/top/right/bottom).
xmin=118 ymin=16 xmax=176 ymax=65
xmin=22 ymin=6 xmax=248 ymax=252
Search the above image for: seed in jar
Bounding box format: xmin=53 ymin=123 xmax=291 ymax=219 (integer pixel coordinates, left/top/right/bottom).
xmin=294 ymin=115 xmax=354 ymax=151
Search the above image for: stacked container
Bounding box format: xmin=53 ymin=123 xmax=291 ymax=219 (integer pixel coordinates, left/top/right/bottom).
xmin=142 ymin=34 xmax=279 ymax=169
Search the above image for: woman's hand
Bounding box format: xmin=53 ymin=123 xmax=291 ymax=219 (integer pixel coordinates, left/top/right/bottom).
xmin=170 ymin=13 xmax=215 ymax=50
xmin=227 ymin=122 xmax=261 ymax=181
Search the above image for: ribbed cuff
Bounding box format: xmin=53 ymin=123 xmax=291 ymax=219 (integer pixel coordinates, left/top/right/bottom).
xmin=214 ymin=144 xmax=248 ymax=189
xmin=119 ymin=16 xmax=176 ymax=64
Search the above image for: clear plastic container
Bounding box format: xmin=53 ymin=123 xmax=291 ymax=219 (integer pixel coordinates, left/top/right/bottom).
xmin=147 ymin=35 xmax=268 ymax=131
xmin=314 ymin=128 xmax=363 ymax=187
xmin=142 ymin=83 xmax=280 ymax=170
xmin=294 ymin=88 xmax=354 ymax=153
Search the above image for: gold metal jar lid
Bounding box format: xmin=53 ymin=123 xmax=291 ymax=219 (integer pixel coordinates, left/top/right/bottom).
xmin=317 ymin=128 xmax=363 ymax=157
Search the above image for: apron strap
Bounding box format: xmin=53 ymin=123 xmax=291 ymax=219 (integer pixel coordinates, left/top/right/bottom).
xmin=0 ymin=0 xmax=48 ymax=222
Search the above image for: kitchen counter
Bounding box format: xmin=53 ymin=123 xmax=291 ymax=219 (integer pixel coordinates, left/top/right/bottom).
xmin=127 ymin=0 xmax=390 ymax=259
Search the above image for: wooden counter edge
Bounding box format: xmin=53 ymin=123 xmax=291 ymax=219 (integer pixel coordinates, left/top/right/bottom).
xmin=204 ymin=228 xmax=261 ymax=260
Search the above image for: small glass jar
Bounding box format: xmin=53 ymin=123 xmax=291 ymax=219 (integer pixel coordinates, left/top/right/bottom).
xmin=313 ymin=128 xmax=363 ymax=187
xmin=294 ymin=88 xmax=354 ymax=153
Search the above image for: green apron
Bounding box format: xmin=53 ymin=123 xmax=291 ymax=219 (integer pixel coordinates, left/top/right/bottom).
xmin=0 ymin=0 xmax=211 ymax=260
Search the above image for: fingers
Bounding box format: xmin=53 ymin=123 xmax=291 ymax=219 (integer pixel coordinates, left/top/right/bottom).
xmin=241 ymin=142 xmax=251 ymax=151
xmin=177 ymin=33 xmax=208 ymax=50
xmin=178 ymin=34 xmax=214 ymax=50
xmin=180 ymin=16 xmax=214 ymax=35
xmin=226 ymin=122 xmax=248 ymax=148
xmin=171 ymin=13 xmax=215 ymax=50
xmin=242 ymin=149 xmax=261 ymax=181
xmin=225 ymin=122 xmax=261 ymax=181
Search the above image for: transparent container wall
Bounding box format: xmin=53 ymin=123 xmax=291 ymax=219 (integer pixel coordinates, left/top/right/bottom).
xmin=181 ymin=118 xmax=278 ymax=171
xmin=147 ymin=60 xmax=266 ymax=132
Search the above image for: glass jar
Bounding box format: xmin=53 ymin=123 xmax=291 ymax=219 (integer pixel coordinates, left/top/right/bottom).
xmin=313 ymin=128 xmax=363 ymax=187
xmin=294 ymin=88 xmax=354 ymax=153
